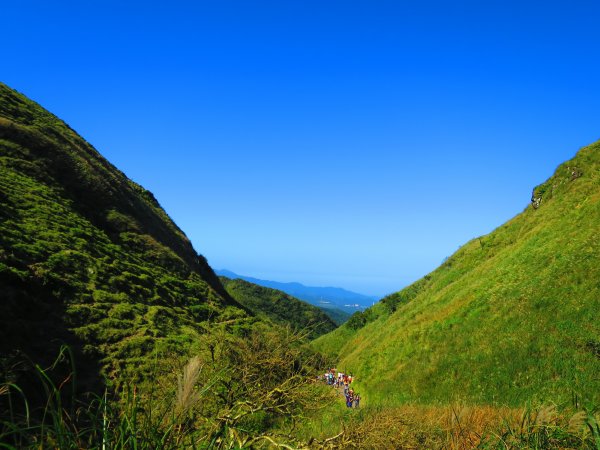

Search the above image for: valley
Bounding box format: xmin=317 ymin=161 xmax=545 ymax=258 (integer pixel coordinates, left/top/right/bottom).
xmin=1 ymin=82 xmax=599 ymax=448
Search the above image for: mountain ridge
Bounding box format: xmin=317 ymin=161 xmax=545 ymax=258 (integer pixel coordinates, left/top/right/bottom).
xmin=219 ymin=276 xmax=337 ymax=339
xmin=216 ymin=269 xmax=378 ymax=312
xmin=0 ymin=82 xmax=249 ymax=388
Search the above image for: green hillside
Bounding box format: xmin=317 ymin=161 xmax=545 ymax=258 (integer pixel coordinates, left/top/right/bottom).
xmin=220 ymin=276 xmax=337 ymax=339
xmin=0 ymin=82 xmax=252 ymax=388
xmin=319 ymin=306 xmax=351 ymax=325
xmin=0 ymin=84 xmax=343 ymax=448
xmin=314 ymin=141 xmax=600 ymax=407
xmin=2 ymin=81 xmax=598 ymax=447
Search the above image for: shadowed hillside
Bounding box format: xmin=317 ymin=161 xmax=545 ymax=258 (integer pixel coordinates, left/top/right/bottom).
xmin=0 ymin=83 xmax=249 ymax=388
xmin=314 ymin=141 xmax=600 ymax=406
xmin=0 ymin=84 xmax=345 ymax=449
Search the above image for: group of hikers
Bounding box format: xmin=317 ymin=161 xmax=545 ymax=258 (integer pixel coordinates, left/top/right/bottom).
xmin=320 ymin=368 xmax=361 ymax=408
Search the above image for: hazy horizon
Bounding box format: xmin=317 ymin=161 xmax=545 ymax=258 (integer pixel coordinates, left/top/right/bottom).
xmin=216 ymin=268 xmax=383 ymax=298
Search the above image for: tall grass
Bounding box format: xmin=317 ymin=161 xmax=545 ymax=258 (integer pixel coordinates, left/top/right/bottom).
xmin=295 ymin=394 xmax=600 ymax=449
xmin=3 ymin=347 xmax=599 ymax=448
xmin=0 ymin=329 xmax=336 ymax=449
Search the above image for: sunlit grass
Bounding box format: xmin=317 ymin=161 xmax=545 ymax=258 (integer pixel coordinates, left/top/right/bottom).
xmin=315 ymin=141 xmax=600 ymax=408
xmin=296 ymin=396 xmax=600 ymax=449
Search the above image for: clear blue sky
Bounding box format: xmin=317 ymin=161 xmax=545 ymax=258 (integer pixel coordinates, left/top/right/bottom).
xmin=3 ymin=1 xmax=599 ymax=296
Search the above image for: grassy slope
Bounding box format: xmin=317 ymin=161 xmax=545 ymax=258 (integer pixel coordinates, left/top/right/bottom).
xmin=314 ymin=141 xmax=600 ymax=406
xmin=0 ymin=83 xmax=251 ymax=386
xmin=220 ymin=276 xmax=337 ymax=339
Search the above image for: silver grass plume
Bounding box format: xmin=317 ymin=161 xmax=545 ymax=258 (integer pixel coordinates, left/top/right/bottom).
xmin=175 ymin=356 xmax=203 ymax=417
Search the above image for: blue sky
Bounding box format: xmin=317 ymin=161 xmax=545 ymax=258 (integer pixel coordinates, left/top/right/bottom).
xmin=3 ymin=1 xmax=600 ymax=296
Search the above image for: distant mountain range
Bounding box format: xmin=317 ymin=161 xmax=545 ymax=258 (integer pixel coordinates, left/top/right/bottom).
xmin=216 ymin=270 xmax=379 ymax=315
xmin=219 ymin=277 xmax=337 ymax=338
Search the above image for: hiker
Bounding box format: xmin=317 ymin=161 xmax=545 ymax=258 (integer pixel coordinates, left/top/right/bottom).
xmin=319 ymin=368 xmax=362 ymax=408
xmin=346 ymin=392 xmax=353 ymax=408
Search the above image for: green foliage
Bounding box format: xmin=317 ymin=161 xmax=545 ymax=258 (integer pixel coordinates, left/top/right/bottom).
xmin=3 ymin=82 xmax=600 ymax=447
xmin=220 ymin=276 xmax=337 ymax=339
xmin=315 ymin=141 xmax=600 ymax=407
xmin=0 ymin=82 xmax=247 ymax=391
xmin=0 ymin=331 xmax=334 ymax=449
xmin=318 ymin=306 xmax=351 ymax=325
xmin=346 ymin=309 xmax=373 ymax=330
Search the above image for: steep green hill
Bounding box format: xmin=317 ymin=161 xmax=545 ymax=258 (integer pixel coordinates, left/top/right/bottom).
xmin=220 ymin=276 xmax=337 ymax=339
xmin=0 ymin=83 xmax=251 ymax=387
xmin=314 ymin=141 xmax=600 ymax=406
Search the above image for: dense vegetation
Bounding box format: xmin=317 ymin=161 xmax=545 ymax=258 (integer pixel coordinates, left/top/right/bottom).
xmin=318 ymin=306 xmax=351 ymax=326
xmin=1 ymin=327 xmax=342 ymax=449
xmin=0 ymin=82 xmax=260 ymax=392
xmin=314 ymin=141 xmax=600 ymax=408
xmin=2 ymin=82 xmax=599 ymax=448
xmin=220 ymin=277 xmax=337 ymax=339
xmin=0 ymin=82 xmax=342 ymax=447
